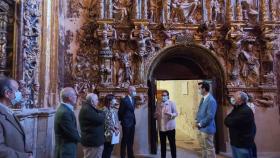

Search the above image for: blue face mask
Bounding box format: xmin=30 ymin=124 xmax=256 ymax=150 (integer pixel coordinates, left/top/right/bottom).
xmin=162 ymin=96 xmax=169 ymax=102
xmin=132 ymin=91 xmax=137 ymax=97
xmin=11 ymin=91 xmax=23 ymax=106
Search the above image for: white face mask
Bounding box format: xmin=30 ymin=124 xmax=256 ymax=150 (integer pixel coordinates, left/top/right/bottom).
xmin=111 ymin=99 xmax=117 ymax=105
xmin=230 ymin=97 xmax=236 ymax=105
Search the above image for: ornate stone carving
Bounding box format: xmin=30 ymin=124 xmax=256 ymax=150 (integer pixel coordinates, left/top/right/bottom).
xmin=67 ymin=0 xmax=81 ymax=18
xmin=225 ymin=25 xmax=244 ymax=86
xmin=22 ymin=0 xmax=41 ymax=108
xmin=63 ymin=0 xmax=280 ymax=109
xmin=113 ymin=0 xmax=131 ymax=22
xmin=96 ymin=22 xmax=116 ymax=87
xmin=240 ymin=1 xmax=258 ymax=23
xmin=130 ymin=24 xmax=154 ymax=86
xmin=239 ymin=41 xmax=259 ymax=86
xmin=170 ymin=0 xmax=200 ymax=23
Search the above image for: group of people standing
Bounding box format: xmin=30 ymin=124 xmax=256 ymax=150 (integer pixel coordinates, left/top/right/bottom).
xmin=54 ymin=86 xmax=141 ymax=158
xmin=0 ymin=75 xmax=257 ymax=158
xmin=154 ymin=81 xmax=257 ymax=158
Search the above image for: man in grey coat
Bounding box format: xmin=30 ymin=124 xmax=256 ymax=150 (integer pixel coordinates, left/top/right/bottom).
xmin=196 ymin=81 xmax=217 ymax=158
xmin=0 ymin=77 xmax=32 ymax=158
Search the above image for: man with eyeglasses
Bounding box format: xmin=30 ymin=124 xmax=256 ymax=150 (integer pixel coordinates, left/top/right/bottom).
xmin=0 ymin=77 xmax=33 ymax=158
xmin=154 ymin=90 xmax=178 ymax=158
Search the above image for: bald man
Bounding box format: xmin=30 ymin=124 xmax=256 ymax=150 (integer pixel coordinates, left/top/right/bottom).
xmin=79 ymin=93 xmax=105 ymax=158
xmin=54 ymin=87 xmax=81 ymax=158
xmin=0 ymin=77 xmax=32 ymax=158
xmin=225 ymin=91 xmax=256 ymax=158
xmin=118 ymin=86 xmax=137 ymax=158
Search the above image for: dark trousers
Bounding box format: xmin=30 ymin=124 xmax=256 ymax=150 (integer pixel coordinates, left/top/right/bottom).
xmin=120 ymin=126 xmax=135 ymax=158
xmin=159 ymin=129 xmax=176 ymax=158
xmin=102 ymin=142 xmax=114 ymax=158
xmin=252 ymin=142 xmax=257 ymax=158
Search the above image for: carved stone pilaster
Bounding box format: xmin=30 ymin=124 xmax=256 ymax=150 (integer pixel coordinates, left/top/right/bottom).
xmin=22 ymin=0 xmax=41 ymax=108
xmin=0 ymin=12 xmax=8 ymax=75
xmin=96 ymin=20 xmax=116 ymax=87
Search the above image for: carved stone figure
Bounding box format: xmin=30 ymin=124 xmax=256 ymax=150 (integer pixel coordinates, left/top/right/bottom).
xmin=148 ymin=0 xmax=158 ymax=22
xmin=255 ymin=93 xmax=275 ymax=107
xmin=100 ymin=64 xmax=112 ymax=85
xmin=113 ymin=0 xmax=131 ymax=22
xmin=239 ymin=42 xmax=259 ymax=86
xmin=225 ymin=25 xmax=244 ymax=86
xmin=241 ymin=1 xmax=258 ymax=22
xmin=263 ymin=71 xmax=275 ymax=86
xmin=115 ymin=51 xmax=133 ymax=87
xmin=170 ymin=0 xmax=200 ymax=23
xmin=210 ymin=0 xmax=220 ymax=22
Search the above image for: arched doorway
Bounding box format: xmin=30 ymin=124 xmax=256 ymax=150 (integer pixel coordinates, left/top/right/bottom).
xmin=147 ymin=44 xmax=227 ymax=154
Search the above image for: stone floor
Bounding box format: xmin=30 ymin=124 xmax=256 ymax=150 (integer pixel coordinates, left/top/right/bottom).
xmin=110 ymin=128 xmax=280 ymax=158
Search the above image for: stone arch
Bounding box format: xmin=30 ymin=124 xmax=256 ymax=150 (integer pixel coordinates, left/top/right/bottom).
xmin=146 ymin=44 xmax=228 ymax=153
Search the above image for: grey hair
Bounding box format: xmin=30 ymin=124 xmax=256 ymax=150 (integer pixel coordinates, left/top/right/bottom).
xmin=60 ymin=87 xmax=75 ymax=101
xmin=86 ymin=93 xmax=98 ymax=104
xmin=240 ymin=91 xmax=249 ymax=103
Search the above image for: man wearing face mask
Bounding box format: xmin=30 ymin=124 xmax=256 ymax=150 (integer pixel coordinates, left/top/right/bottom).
xmin=225 ymin=91 xmax=256 ymax=158
xmin=195 ymin=81 xmax=217 ymax=158
xmin=118 ymin=86 xmax=137 ymax=158
xmin=154 ymin=90 xmax=178 ymax=158
xmin=79 ymin=93 xmax=105 ymax=158
xmin=54 ymin=87 xmax=81 ymax=158
xmin=0 ymin=77 xmax=33 ymax=158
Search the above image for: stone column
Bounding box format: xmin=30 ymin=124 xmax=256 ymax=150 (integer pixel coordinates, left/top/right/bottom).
xmin=108 ymin=0 xmax=113 ymax=18
xmin=226 ymin=0 xmax=233 ymax=22
xmin=100 ymin=0 xmax=104 ymax=19
xmin=142 ymin=0 xmax=147 ymax=19
xmin=236 ymin=0 xmax=242 ymax=21
xmin=162 ymin=0 xmax=170 ymax=23
xmin=260 ymin=0 xmax=269 ymax=22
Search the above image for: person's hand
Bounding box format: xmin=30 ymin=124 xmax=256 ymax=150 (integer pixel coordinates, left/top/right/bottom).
xmin=164 ymin=112 xmax=172 ymax=116
xmin=196 ymin=123 xmax=202 ymax=129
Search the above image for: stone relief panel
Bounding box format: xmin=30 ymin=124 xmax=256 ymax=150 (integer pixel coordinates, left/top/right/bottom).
xmin=22 ymin=0 xmax=41 ymax=108
xmin=59 ymin=0 xmax=279 ymax=108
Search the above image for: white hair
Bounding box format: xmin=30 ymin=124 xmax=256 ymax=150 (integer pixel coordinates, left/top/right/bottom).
xmin=86 ymin=93 xmax=98 ymax=104
xmin=60 ymin=87 xmax=75 ymax=101
xmin=239 ymin=91 xmax=249 ymax=103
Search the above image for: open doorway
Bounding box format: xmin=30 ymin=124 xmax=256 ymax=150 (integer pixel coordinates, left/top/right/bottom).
xmin=156 ymin=80 xmax=214 ymax=152
xmin=147 ymin=44 xmax=227 ymax=154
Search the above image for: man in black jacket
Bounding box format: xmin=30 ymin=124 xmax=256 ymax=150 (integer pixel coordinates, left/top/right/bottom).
xmin=79 ymin=93 xmax=105 ymax=158
xmin=118 ymin=86 xmax=137 ymax=158
xmin=225 ymin=91 xmax=256 ymax=158
xmin=54 ymin=87 xmax=81 ymax=158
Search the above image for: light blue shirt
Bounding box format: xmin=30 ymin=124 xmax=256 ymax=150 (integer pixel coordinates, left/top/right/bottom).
xmin=61 ymin=102 xmax=74 ymax=111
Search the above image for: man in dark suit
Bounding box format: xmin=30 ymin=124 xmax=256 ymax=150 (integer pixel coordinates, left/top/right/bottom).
xmin=79 ymin=93 xmax=105 ymax=158
xmin=0 ymin=77 xmax=32 ymax=158
xmin=54 ymin=87 xmax=81 ymax=158
xmin=196 ymin=81 xmax=217 ymax=158
xmin=118 ymin=86 xmax=137 ymax=158
xmin=225 ymin=91 xmax=256 ymax=158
